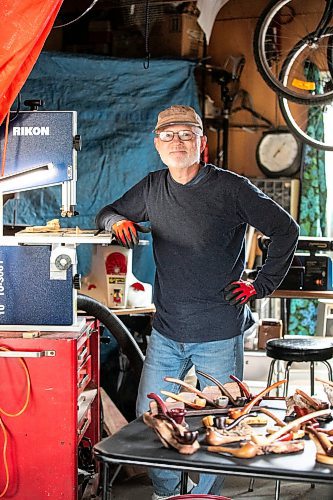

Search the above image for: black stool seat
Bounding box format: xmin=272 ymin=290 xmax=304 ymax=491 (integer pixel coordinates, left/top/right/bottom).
xmin=266 ymin=338 xmax=333 ymax=362
xmin=266 ymin=337 xmax=333 ymax=396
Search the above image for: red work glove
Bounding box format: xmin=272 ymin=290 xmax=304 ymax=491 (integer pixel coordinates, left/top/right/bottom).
xmin=112 ymin=220 xmax=150 ymax=249
xmin=224 ymin=280 xmax=257 ymax=306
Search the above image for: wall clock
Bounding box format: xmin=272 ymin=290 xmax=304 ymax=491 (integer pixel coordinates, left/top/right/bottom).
xmin=256 ymin=129 xmax=303 ymax=178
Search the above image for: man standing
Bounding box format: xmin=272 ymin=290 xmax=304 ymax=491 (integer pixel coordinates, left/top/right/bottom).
xmin=96 ymin=105 xmax=299 ymax=498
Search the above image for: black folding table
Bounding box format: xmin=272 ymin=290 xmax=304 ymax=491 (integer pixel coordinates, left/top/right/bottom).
xmin=94 ymin=406 xmax=333 ymax=499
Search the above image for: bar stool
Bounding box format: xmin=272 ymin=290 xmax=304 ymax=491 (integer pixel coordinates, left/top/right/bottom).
xmin=266 ymin=337 xmax=333 ymax=396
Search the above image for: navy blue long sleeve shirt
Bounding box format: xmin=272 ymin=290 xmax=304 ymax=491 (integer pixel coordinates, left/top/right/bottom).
xmin=96 ymin=164 xmax=299 ymax=342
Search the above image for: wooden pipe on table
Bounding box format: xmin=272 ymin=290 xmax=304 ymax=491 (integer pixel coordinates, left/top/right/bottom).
xmin=259 ymin=407 xmax=286 ymax=428
xmin=264 ymin=409 xmax=330 ymax=444
xmin=213 ymin=412 xmax=257 ymax=431
xmin=207 ymin=441 xmax=259 ymax=458
xmin=228 ymin=380 xmax=287 ymax=419
xmin=294 ymin=388 xmax=326 ymax=411
xmin=164 ymin=376 xmax=222 ymax=408
xmin=207 ymin=438 xmax=305 ymax=458
xmin=229 ymin=374 xmax=252 ymax=399
xmin=208 ymin=410 xmax=329 ymax=459
xmin=195 ymin=370 xmax=240 ymax=406
xmin=160 ymin=390 xmax=206 ymax=409
xmin=147 ymin=392 xmax=198 ymax=445
xmin=307 ymin=426 xmax=333 ymax=464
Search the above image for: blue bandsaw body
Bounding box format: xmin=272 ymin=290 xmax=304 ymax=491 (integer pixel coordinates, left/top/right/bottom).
xmin=0 ymin=110 xmax=79 ymax=328
xmin=0 ymin=245 xmax=76 ymax=326
xmin=0 ymin=110 xmax=77 ymax=192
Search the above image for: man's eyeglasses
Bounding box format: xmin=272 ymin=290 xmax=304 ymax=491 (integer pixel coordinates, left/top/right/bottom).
xmin=156 ymin=130 xmax=202 ymax=142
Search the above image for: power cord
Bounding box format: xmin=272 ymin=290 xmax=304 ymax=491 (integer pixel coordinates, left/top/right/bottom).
xmin=0 ymin=346 xmax=31 ymax=497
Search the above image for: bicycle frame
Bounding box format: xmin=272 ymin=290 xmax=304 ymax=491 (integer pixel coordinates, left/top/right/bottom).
xmin=313 ymin=0 xmax=333 ymax=39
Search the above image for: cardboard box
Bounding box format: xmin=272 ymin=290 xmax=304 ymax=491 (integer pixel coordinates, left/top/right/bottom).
xmin=258 ymin=319 xmax=283 ymax=350
xmin=150 ymin=13 xmax=204 ymax=59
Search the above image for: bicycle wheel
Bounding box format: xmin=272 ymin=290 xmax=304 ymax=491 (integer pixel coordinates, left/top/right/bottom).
xmin=279 ymin=28 xmax=333 ymax=150
xmin=279 ymin=97 xmax=333 ymax=150
xmin=254 ymin=0 xmax=333 ymax=103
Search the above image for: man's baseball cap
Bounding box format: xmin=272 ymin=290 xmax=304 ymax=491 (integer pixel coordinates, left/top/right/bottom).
xmin=154 ymin=105 xmax=203 ymax=131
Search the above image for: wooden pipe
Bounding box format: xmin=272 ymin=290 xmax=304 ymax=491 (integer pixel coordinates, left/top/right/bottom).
xmin=265 ymin=409 xmax=330 ymax=445
xmin=206 ymin=427 xmax=251 ymax=446
xmin=228 ymin=380 xmax=287 ymax=419
xmin=295 ymin=388 xmax=323 ymax=410
xmin=160 ymin=390 xmax=206 ymax=409
xmin=164 ymin=377 xmax=221 ymax=408
xmin=307 ymin=426 xmax=333 ymax=455
xmin=207 ymin=441 xmax=259 ymax=459
xmin=147 ymin=393 xmax=198 ymax=445
xmin=307 ymin=426 xmax=333 ymax=465
xmin=147 ymin=392 xmax=170 ymax=417
xmin=215 ymin=412 xmax=258 ymax=431
xmin=195 ymin=370 xmax=239 ymax=406
xmin=229 ymin=374 xmax=252 ymax=399
xmin=318 ymin=428 xmax=333 ymax=437
xmin=259 ymin=407 xmax=286 ymax=427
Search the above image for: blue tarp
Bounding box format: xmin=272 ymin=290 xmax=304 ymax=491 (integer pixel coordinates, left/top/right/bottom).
xmin=3 ymin=52 xmax=200 ymax=284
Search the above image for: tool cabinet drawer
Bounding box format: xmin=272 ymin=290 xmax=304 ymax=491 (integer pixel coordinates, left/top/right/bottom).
xmin=77 ymin=355 xmax=92 ymax=394
xmin=77 ymin=337 xmax=90 ymax=366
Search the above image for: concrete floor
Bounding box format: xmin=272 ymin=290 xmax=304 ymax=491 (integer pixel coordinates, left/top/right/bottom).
xmin=108 ymin=469 xmax=333 ymax=499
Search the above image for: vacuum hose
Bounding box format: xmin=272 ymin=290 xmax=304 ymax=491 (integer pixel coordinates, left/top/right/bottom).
xmin=77 ymin=294 xmax=144 ymax=378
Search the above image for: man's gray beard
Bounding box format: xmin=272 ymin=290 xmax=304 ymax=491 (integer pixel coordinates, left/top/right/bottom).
xmin=162 ymin=153 xmax=200 ymax=170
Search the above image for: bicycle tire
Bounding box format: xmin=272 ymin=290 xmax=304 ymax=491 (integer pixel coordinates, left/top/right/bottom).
xmin=253 ymin=0 xmax=333 ymax=104
xmin=279 ymin=37 xmax=333 ymax=151
xmin=279 ymin=97 xmax=333 ymax=150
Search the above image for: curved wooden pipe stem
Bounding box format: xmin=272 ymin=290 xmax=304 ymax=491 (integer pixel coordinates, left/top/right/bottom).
xmin=229 ymin=379 xmax=287 ymax=419
xmin=295 ymin=388 xmax=322 ymax=410
xmin=195 ymin=370 xmax=238 ymax=406
xmin=216 ymin=412 xmax=259 ymax=431
xmin=164 ymin=376 xmax=220 ymax=408
xmin=147 ymin=393 xmax=198 ymax=445
xmin=259 ymin=407 xmax=286 ymax=427
xmin=265 ymin=409 xmax=330 ymax=445
xmin=229 ymin=374 xmax=251 ymax=399
xmin=307 ymin=426 xmax=333 ymax=455
xmin=160 ymin=390 xmax=206 ymax=410
xmin=147 ymin=392 xmax=170 ymax=416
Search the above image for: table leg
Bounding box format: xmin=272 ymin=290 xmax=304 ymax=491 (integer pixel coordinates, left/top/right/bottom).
xmin=274 ymin=479 xmax=281 ymax=500
xmin=102 ymin=463 xmax=122 ymax=500
xmin=180 ymin=471 xmax=189 ymax=494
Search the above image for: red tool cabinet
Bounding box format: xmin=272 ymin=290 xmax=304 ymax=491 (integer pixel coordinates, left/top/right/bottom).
xmin=0 ymin=318 xmax=100 ymax=499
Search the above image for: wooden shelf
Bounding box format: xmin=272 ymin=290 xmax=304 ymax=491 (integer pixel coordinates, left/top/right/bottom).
xmin=270 ymin=290 xmax=333 ymax=299
xmin=110 ymin=305 xmax=156 ymax=316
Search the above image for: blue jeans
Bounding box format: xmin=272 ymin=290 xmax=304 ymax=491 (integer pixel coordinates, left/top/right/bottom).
xmin=136 ymin=328 xmax=244 ymax=497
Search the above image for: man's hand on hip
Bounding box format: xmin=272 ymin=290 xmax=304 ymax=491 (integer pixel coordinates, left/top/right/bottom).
xmin=112 ymin=220 xmax=151 ymax=249
xmin=224 ymin=280 xmax=257 ymax=306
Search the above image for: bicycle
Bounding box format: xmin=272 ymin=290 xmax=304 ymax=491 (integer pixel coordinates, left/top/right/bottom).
xmin=253 ymin=0 xmax=333 ymax=104
xmin=279 ymin=55 xmax=333 ymax=150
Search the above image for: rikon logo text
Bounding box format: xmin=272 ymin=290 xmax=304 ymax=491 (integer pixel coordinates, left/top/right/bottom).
xmin=13 ymin=126 xmax=50 ymax=136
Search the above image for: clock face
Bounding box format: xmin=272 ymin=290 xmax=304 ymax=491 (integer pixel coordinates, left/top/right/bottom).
xmin=257 ymin=132 xmax=301 ymax=177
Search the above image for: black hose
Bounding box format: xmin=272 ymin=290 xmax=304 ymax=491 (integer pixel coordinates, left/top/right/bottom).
xmin=77 ymin=294 xmax=144 ymax=378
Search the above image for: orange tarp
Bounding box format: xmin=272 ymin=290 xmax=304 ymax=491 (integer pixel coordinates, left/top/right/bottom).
xmin=0 ymin=0 xmax=63 ymax=125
